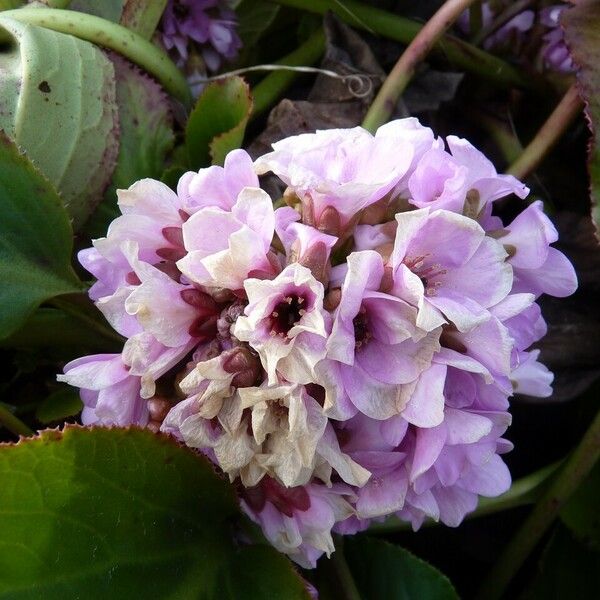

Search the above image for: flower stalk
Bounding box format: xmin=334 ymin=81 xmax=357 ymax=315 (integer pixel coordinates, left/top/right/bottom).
xmin=0 ymin=402 xmax=34 ymax=437
xmin=477 ymin=408 xmax=600 ymax=600
xmin=251 ymin=29 xmax=326 ymax=120
xmin=269 ymin=0 xmax=545 ymax=93
xmin=362 ymin=0 xmax=480 ymax=132
xmin=507 ymin=84 xmax=583 ymax=179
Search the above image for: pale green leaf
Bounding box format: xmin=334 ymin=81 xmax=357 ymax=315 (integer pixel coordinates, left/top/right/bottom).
xmin=0 ymin=133 xmax=82 ymax=339
xmin=0 ymin=15 xmax=119 ymax=229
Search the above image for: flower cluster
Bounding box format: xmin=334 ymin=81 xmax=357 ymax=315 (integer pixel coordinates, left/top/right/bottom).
xmin=459 ymin=2 xmax=574 ymax=73
xmin=159 ymin=0 xmax=241 ymax=72
xmin=59 ymin=119 xmax=577 ymax=568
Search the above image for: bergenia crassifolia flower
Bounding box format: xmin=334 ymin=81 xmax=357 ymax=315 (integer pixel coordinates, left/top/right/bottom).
xmin=59 ymin=118 xmax=577 ymax=567
xmin=160 ymin=0 xmax=241 ymax=72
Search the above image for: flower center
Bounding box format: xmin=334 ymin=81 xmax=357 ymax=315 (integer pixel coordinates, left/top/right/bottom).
xmin=269 ymin=294 xmax=306 ymax=336
xmin=403 ymin=254 xmax=447 ymax=296
xmin=353 ymin=307 xmax=371 ymax=349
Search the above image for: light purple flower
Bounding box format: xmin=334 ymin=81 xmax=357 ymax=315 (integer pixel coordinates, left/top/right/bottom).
xmin=160 ymin=0 xmax=241 ymax=71
xmin=234 ymin=264 xmax=329 ymax=384
xmin=325 ymin=250 xmax=440 ymax=420
xmin=58 ymin=353 xmax=148 ymax=426
xmin=177 ymin=187 xmax=278 ymax=292
xmin=407 ymin=137 xmax=528 ymax=214
xmin=391 ymin=208 xmax=513 ymax=333
xmin=254 ymin=126 xmax=415 ymax=233
xmin=495 ymin=200 xmax=578 ymax=298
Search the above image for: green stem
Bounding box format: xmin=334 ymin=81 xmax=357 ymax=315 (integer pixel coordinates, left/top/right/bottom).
xmin=269 ymin=0 xmax=545 ymax=93
xmin=362 ymin=0 xmax=480 ymax=132
xmin=0 ymin=7 xmax=192 ymax=107
xmin=468 ymin=2 xmax=483 ymax=37
xmin=0 ymin=402 xmax=34 ymax=437
xmin=472 ymin=0 xmax=534 ymax=46
xmin=507 ymin=84 xmax=583 ymax=180
xmin=367 ymin=461 xmax=562 ymax=534
xmin=251 ymin=28 xmax=326 ymax=120
xmin=329 ymin=536 xmax=362 ymax=600
xmin=477 ymin=409 xmax=600 ymax=600
xmin=48 ymin=296 xmax=125 ymax=346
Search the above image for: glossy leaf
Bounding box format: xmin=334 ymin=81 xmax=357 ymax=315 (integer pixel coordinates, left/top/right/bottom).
xmin=563 ymin=1 xmax=600 ymax=236
xmin=186 ymin=76 xmax=253 ymax=168
xmin=344 ymin=536 xmax=459 ymax=600
xmin=0 ymin=134 xmax=82 ymax=340
xmin=120 ymin=0 xmax=168 ymax=39
xmin=0 ymin=426 xmax=310 ymax=599
xmin=35 ymin=389 xmax=84 ymax=424
xmin=235 ymin=0 xmax=280 ymax=48
xmin=0 ymin=15 xmax=119 ymax=229
xmin=523 ymin=523 xmax=600 ymax=599
xmin=85 ymin=52 xmax=175 ymax=236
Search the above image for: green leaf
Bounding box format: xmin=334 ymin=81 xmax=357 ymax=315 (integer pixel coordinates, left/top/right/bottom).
xmin=523 ymin=523 xmax=600 ymax=599
xmin=344 ymin=536 xmax=459 ymax=600
xmin=235 ymin=0 xmax=280 ymax=48
xmin=69 ymin=0 xmax=125 ymax=22
xmin=0 ymin=307 xmax=122 ymax=360
xmin=0 ymin=133 xmax=82 ymax=340
xmin=221 ymin=545 xmax=309 ymax=599
xmin=560 ymin=462 xmax=600 ymax=550
xmin=0 ymin=15 xmax=119 ymax=229
xmin=0 ymin=426 xmax=310 ymax=599
xmin=85 ymin=52 xmax=175 ymax=236
xmin=69 ymin=0 xmax=168 ymax=39
xmin=186 ymin=76 xmax=253 ymax=168
xmin=35 ymin=388 xmax=83 ymax=424
xmin=120 ymin=0 xmax=168 ymax=39
xmin=563 ymin=1 xmax=600 ymax=237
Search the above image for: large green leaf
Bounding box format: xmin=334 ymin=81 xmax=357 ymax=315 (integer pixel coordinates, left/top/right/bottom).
xmin=563 ymin=1 xmax=600 ymax=237
xmin=0 ymin=15 xmax=118 ymax=229
xmin=523 ymin=523 xmax=600 ymax=599
xmin=0 ymin=426 xmax=310 ymax=599
xmin=0 ymin=133 xmax=82 ymax=340
xmin=344 ymin=536 xmax=459 ymax=600
xmin=85 ymin=52 xmax=175 ymax=237
xmin=235 ymin=0 xmax=280 ymax=48
xmin=186 ymin=76 xmax=253 ymax=168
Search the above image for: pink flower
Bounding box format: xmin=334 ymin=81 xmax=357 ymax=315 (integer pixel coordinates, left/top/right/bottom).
xmin=234 ymin=264 xmax=329 ymax=384
xmin=178 ymin=187 xmax=278 ymax=291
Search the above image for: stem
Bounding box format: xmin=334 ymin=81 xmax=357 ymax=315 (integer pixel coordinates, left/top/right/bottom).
xmin=0 ymin=402 xmax=34 ymax=437
xmin=329 ymin=537 xmax=362 ymax=600
xmin=367 ymin=461 xmax=562 ymax=534
xmin=477 ymin=409 xmax=600 ymax=600
xmin=472 ymin=0 xmax=534 ymax=46
xmin=0 ymin=8 xmax=192 ymax=107
xmin=362 ymin=0 xmax=479 ymax=132
xmin=251 ymin=29 xmax=326 ymax=120
xmin=507 ymin=84 xmax=583 ymax=179
xmin=469 ymin=2 xmax=483 ymax=36
xmin=269 ymin=0 xmax=544 ymax=93
xmin=48 ymin=296 xmax=125 ymax=346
